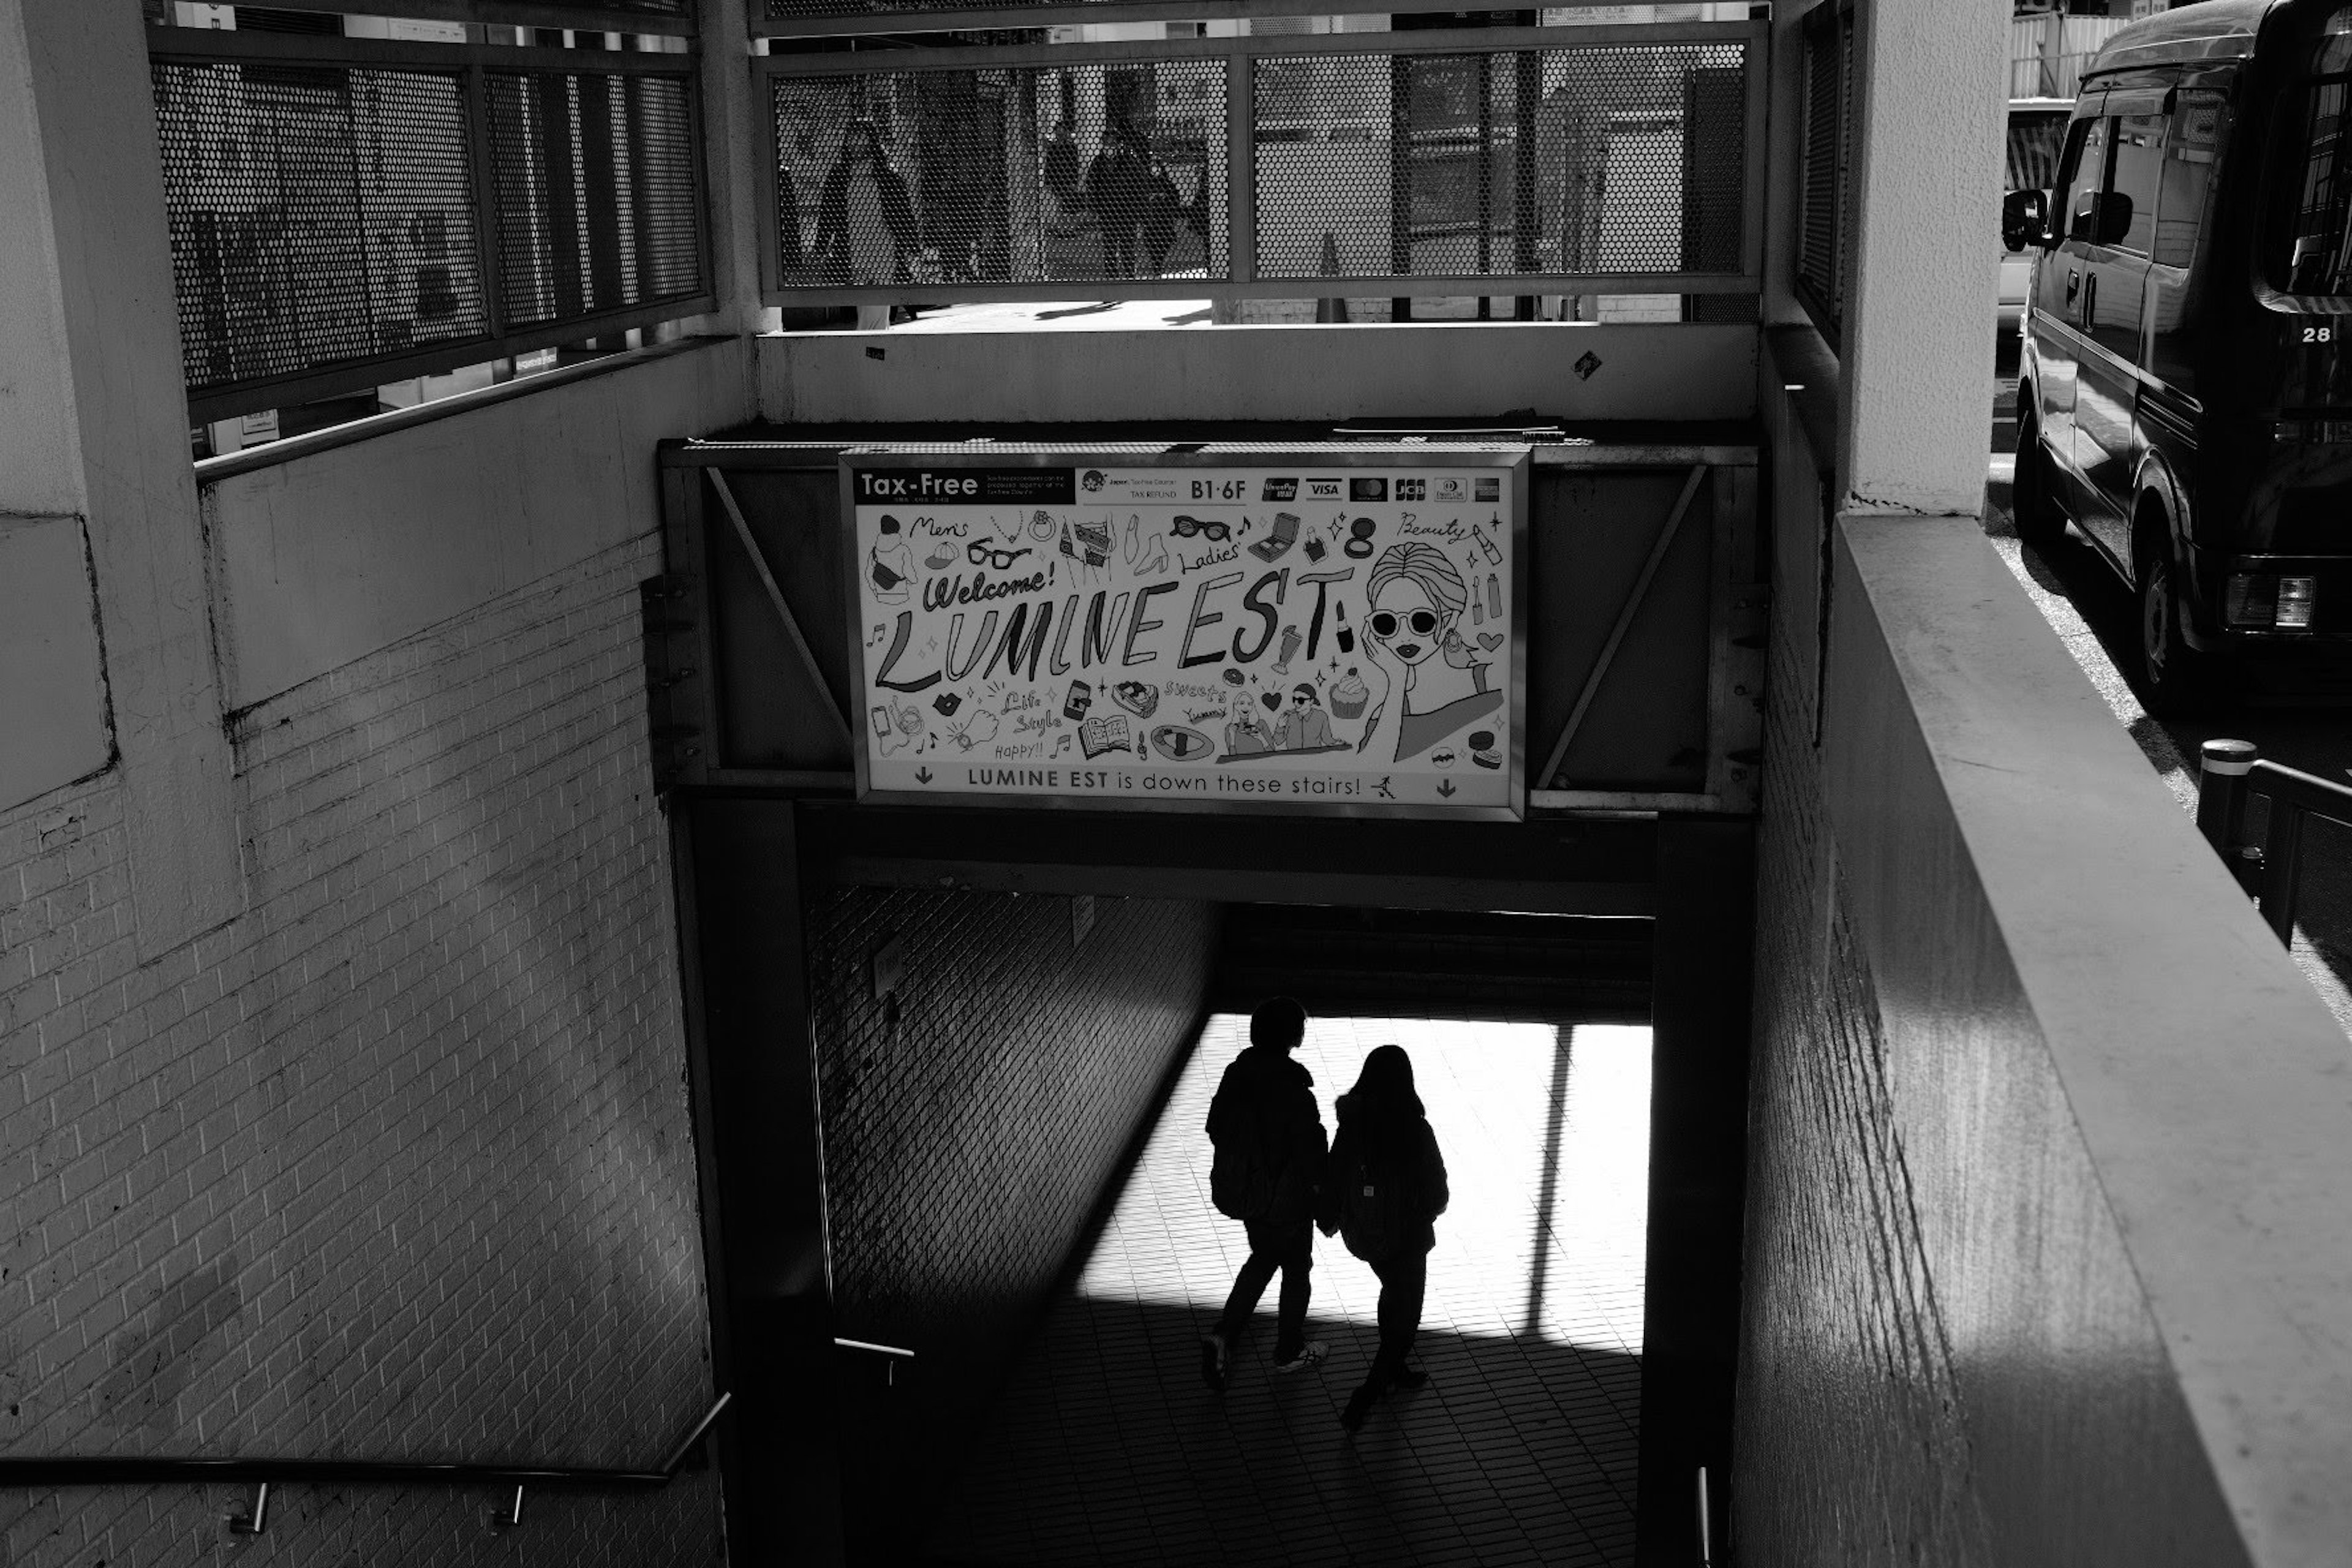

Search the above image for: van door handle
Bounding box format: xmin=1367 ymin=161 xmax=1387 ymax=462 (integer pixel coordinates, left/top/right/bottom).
xmin=2067 ymin=267 xmax=2081 ymax=306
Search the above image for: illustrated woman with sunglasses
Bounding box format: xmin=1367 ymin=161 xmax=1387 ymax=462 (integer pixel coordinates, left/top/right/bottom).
xmin=1352 ymin=541 xmax=1501 ymax=764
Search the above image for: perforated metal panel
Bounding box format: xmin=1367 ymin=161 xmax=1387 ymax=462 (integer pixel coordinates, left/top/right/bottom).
xmin=1795 ymin=4 xmax=1852 ymax=335
xmin=1253 ymin=41 xmax=1746 ymax=281
xmin=486 ymin=70 xmax=706 ymax=326
xmin=154 ymin=59 xmax=489 ymax=398
xmin=771 ymin=63 xmax=1229 ymax=286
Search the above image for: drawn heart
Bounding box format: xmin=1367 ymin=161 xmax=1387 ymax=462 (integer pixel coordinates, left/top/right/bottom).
xmin=1478 ymin=632 xmax=1504 ymax=652
xmin=1261 ymin=692 xmax=1281 ymax=712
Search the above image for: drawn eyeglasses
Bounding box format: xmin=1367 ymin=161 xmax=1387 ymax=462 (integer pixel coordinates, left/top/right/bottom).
xmin=1170 ymin=514 xmax=1231 ymax=541
xmin=967 ymin=541 xmax=1032 ymax=570
xmin=1366 ymin=608 xmax=1440 ymax=640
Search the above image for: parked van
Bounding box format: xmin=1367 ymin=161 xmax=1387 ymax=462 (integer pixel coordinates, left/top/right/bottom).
xmin=2004 ymin=0 xmax=2352 ymax=709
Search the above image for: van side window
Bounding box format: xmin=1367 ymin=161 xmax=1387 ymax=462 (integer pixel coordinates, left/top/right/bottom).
xmin=2109 ymin=113 xmax=2165 ymax=255
xmin=2154 ymin=91 xmax=2231 ymax=269
xmin=2069 ymin=118 xmax=2114 ymax=241
xmin=2283 ymin=78 xmax=2352 ymax=293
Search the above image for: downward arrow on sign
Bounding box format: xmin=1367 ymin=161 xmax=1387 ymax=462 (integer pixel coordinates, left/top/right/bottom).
xmin=916 ymin=767 xmax=934 ymax=784
xmin=1437 ymin=778 xmax=1457 ymax=797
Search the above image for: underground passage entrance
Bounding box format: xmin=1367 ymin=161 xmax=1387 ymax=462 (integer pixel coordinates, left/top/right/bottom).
xmin=679 ymin=845 xmax=1747 ymax=1568
xmin=657 ymin=435 xmax=1757 ymax=1565
xmin=935 ymin=1004 xmax=1654 ymax=1568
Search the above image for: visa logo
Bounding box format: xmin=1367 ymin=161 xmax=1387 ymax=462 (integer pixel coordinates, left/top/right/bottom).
xmin=1305 ymin=478 xmax=1343 ymax=499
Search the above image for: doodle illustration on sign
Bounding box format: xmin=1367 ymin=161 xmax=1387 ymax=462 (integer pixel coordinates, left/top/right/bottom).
xmin=1352 ymin=542 xmax=1503 ymax=765
xmin=1223 ymin=693 xmax=1273 ymax=758
xmin=846 ymin=453 xmax=1523 ymax=814
xmin=869 ymin=516 xmax=913 ymax=603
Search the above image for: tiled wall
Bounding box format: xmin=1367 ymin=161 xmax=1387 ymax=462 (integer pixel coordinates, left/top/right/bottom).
xmin=804 ymin=886 xmax=1218 ymax=1550
xmin=0 ymin=537 xmax=720 ymax=1566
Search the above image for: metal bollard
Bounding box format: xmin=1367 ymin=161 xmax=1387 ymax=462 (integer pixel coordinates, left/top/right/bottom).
xmin=2196 ymin=739 xmax=2263 ymax=894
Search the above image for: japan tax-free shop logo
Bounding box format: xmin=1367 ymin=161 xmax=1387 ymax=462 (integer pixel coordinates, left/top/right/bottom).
xmin=856 ymin=470 xmax=981 ymax=500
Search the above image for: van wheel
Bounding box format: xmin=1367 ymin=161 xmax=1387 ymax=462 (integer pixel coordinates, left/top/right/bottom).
xmin=2011 ymin=413 xmax=2062 ymax=552
xmin=2136 ymin=541 xmax=2215 ymax=716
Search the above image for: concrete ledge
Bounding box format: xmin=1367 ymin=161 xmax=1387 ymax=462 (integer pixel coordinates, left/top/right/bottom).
xmin=756 ymin=322 xmax=1758 ymax=425
xmin=1823 ymin=514 xmax=2352 ymax=1566
xmin=205 ymin=334 xmax=752 ymax=710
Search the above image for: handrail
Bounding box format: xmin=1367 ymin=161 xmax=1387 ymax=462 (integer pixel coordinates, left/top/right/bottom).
xmin=0 ymin=1392 xmax=729 ymax=1492
xmin=2195 ymin=739 xmax=2352 ymax=944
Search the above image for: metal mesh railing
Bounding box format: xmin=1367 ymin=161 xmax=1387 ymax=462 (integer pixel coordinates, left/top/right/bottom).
xmin=486 ymin=71 xmax=704 ymax=324
xmin=758 ymin=24 xmax=1757 ymax=303
xmin=150 ymin=34 xmax=708 ymax=420
xmin=772 ymin=62 xmax=1228 ymax=287
xmin=1253 ymin=42 xmax=1745 ymax=281
xmin=1794 ymin=1 xmax=1852 ymax=341
xmin=155 ymin=60 xmax=490 ymax=394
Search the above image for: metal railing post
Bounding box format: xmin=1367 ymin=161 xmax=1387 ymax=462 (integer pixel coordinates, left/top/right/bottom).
xmin=1226 ymin=43 xmax=1254 ymax=295
xmin=2195 ymin=738 xmax=2258 ymax=856
xmin=2259 ymin=797 xmax=2307 ymax=946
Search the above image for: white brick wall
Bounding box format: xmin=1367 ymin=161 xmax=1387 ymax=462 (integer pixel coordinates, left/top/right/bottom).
xmin=0 ymin=536 xmax=721 ymax=1566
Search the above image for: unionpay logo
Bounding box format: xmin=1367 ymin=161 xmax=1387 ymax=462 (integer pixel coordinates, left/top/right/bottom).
xmin=1261 ymin=478 xmax=1298 ymax=501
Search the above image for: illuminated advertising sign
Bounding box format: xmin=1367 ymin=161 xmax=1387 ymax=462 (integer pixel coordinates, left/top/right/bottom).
xmin=843 ymin=447 xmax=1528 ymax=818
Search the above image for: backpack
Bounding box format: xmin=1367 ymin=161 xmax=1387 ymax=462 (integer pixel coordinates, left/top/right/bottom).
xmin=1208 ymin=1068 xmax=1294 ymax=1222
xmin=1336 ymin=1136 xmax=1422 ymax=1264
xmin=1209 ymin=1095 xmax=1280 ymax=1221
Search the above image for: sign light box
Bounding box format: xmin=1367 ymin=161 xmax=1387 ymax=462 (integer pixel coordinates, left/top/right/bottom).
xmin=842 ymin=447 xmax=1529 ymax=819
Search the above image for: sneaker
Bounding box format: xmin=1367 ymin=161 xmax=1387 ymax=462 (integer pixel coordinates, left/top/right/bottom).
xmin=1199 ymin=1332 xmax=1228 ymax=1390
xmin=1340 ymin=1384 xmax=1376 ymax=1430
xmin=1392 ymin=1364 xmax=1430 ymax=1390
xmin=1271 ymin=1340 xmax=1328 ymax=1374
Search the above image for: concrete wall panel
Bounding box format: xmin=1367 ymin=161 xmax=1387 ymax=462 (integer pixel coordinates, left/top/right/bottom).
xmin=205 ymin=339 xmax=750 ymax=711
xmin=758 ymin=323 xmax=1758 ymax=425
xmin=0 ymin=517 xmax=108 ymax=812
xmin=9 ymin=0 xmax=238 ymax=954
xmin=1735 ymin=478 xmax=2352 ymax=1565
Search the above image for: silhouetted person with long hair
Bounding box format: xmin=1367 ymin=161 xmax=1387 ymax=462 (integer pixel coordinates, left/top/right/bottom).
xmin=1086 ymin=112 xmax=1155 ymax=279
xmin=1320 ymin=1043 xmax=1448 ymax=1430
xmin=1201 ymin=998 xmax=1329 ymax=1387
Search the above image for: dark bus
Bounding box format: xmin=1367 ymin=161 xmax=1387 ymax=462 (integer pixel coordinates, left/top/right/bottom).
xmin=2003 ymin=0 xmax=2352 ymax=709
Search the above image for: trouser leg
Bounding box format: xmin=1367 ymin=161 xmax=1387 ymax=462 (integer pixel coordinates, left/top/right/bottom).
xmin=1219 ymin=1218 xmax=1313 ymax=1350
xmin=1218 ymin=1244 xmax=1278 ymax=1340
xmin=1366 ymin=1253 xmax=1427 ymax=1391
xmin=1270 ymin=1226 xmax=1314 ymax=1359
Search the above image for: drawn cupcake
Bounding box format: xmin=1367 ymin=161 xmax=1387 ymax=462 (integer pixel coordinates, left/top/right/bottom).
xmin=1330 ymin=666 xmax=1370 ymax=720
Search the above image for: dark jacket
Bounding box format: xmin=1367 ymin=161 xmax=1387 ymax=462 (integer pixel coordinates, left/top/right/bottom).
xmin=1317 ymin=1090 xmax=1448 ymax=1262
xmin=1206 ymin=1046 xmax=1326 ymax=1226
xmin=813 ymin=156 xmax=918 ymax=279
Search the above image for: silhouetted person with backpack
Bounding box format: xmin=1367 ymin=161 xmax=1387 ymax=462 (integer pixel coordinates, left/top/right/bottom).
xmin=1201 ymin=998 xmax=1329 ymax=1387
xmin=1319 ymin=1044 xmax=1449 ymax=1430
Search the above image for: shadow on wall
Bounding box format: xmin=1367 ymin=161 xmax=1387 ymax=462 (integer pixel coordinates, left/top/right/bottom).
xmin=918 ymin=1298 xmax=1642 ymax=1568
xmin=801 ymin=887 xmax=1223 ymax=1564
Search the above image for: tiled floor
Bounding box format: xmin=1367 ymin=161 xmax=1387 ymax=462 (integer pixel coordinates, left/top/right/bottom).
xmin=929 ymin=1014 xmax=1652 ymax=1568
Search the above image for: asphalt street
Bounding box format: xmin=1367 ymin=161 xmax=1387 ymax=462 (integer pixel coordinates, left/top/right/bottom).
xmin=1981 ymin=345 xmax=2352 ymax=1031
